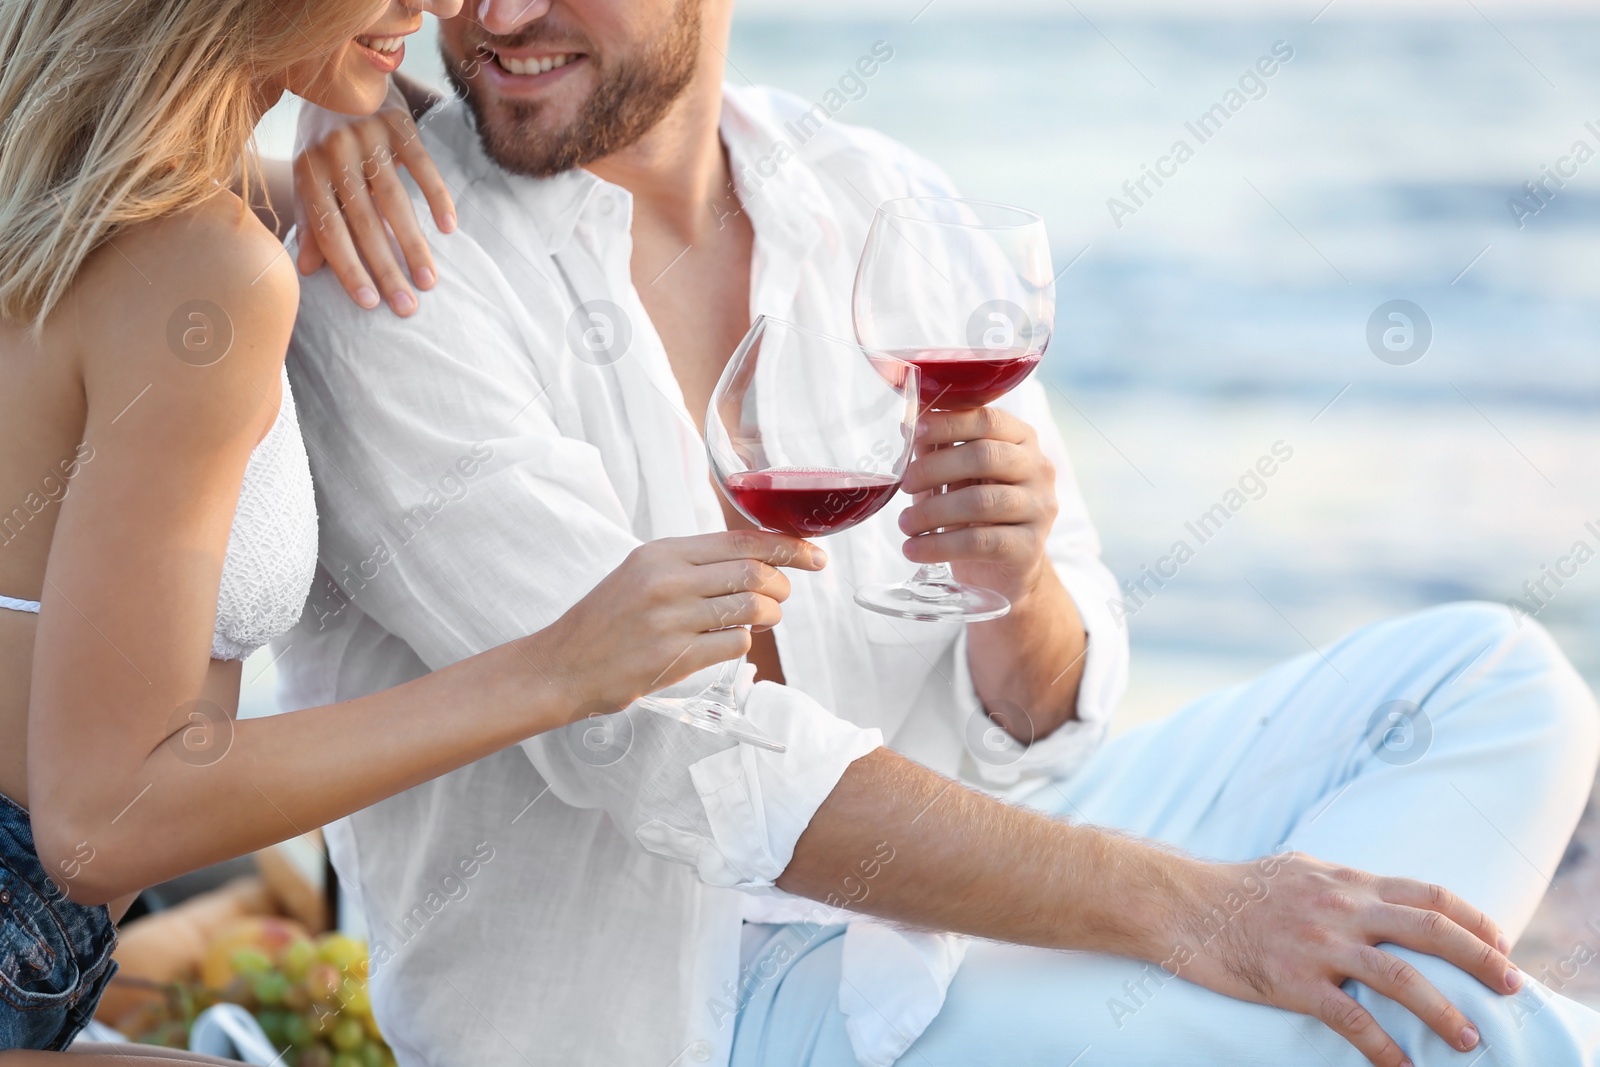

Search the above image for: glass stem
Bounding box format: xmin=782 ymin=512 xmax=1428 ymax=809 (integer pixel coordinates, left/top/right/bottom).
xmin=910 ymin=561 xmax=957 ymax=587
xmin=909 ymin=438 xmax=957 ymax=593
xmin=702 ymin=655 xmax=745 ymax=720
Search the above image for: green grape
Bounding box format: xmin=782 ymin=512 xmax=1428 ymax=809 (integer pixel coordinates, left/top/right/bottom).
xmin=256 ymin=1009 xmax=289 ymax=1047
xmin=331 ymin=1017 xmax=366 ymax=1053
xmin=284 ymin=1012 xmax=315 ymax=1049
xmin=231 ymin=947 xmax=273 ymax=976
xmin=332 ymin=1055 xmax=363 ymax=1067
xmin=253 ymin=971 xmax=292 ymax=1006
xmin=358 ymin=1041 xmax=386 ymax=1067
xmin=316 ymin=934 xmax=367 ymax=972
xmin=281 ymin=939 xmax=318 ymax=982
xmin=341 ymin=983 xmax=371 ymax=1017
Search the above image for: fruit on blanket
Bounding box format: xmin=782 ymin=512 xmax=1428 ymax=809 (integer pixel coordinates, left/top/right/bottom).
xmin=341 ymin=983 xmax=370 ymax=1016
xmin=284 ymin=981 xmax=313 ymax=1011
xmin=303 ymin=1005 xmax=337 ymax=1037
xmin=120 ymin=928 xmax=390 ymax=1067
xmin=305 ymin=961 xmax=345 ymax=1004
xmin=284 ymin=1011 xmax=316 ymax=1049
xmin=331 ymin=1017 xmax=366 ymax=1053
xmin=317 ymin=933 xmax=366 ymax=972
xmin=97 ymin=876 xmax=277 ymax=1024
xmin=232 ymin=947 xmax=273 ymax=977
xmin=201 ymin=915 xmax=312 ymax=990
xmin=282 ymin=937 xmax=317 ymax=981
xmin=256 ymin=1009 xmax=291 ymax=1048
xmin=253 ymin=970 xmax=292 ymax=1006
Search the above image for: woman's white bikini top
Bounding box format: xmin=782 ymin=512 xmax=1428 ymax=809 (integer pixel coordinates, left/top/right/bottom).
xmin=1 ymin=367 xmax=319 ymax=663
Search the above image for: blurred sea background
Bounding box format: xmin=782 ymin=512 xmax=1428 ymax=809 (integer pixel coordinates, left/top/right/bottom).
xmin=247 ymin=1 xmax=1600 ymax=734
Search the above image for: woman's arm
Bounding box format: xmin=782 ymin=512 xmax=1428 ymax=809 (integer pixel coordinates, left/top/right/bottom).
xmin=27 ymin=207 xmax=821 ymax=905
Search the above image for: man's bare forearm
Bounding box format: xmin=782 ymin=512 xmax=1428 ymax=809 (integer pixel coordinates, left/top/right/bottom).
xmin=776 ymin=748 xmax=1181 ymax=961
xmin=778 ymin=748 xmax=1521 ymax=1067
xmin=967 ymin=565 xmax=1088 ymax=742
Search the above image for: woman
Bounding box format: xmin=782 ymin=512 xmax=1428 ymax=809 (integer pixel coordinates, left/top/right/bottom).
xmin=0 ymin=0 xmax=821 ymax=1059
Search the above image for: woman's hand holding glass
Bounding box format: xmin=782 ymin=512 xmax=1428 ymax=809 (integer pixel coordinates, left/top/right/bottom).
xmin=634 ymin=316 xmax=921 ymax=752
xmin=539 ymin=531 xmax=827 ymax=722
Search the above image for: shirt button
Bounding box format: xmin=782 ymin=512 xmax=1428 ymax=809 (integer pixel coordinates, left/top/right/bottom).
xmin=687 ymin=1039 xmax=713 ymax=1062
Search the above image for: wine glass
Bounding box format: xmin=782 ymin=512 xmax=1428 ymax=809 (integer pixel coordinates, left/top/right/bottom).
xmin=636 ymin=315 xmax=921 ymax=753
xmin=851 ymin=197 xmax=1055 ymax=623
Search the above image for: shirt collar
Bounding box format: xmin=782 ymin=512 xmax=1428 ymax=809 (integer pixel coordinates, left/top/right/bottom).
xmin=718 ymin=85 xmax=830 ymax=256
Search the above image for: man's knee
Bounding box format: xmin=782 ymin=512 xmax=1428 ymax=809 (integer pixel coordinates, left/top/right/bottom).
xmin=1421 ymin=599 xmax=1525 ymax=651
xmin=1369 ymin=945 xmax=1590 ymax=1061
xmin=1430 ymin=601 xmax=1599 ymax=772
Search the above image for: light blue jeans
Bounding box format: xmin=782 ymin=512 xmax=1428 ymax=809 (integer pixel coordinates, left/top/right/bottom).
xmin=731 ymin=603 xmax=1600 ymax=1066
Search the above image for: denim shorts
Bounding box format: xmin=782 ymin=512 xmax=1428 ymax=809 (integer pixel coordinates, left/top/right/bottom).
xmin=0 ymin=790 xmax=118 ymax=1050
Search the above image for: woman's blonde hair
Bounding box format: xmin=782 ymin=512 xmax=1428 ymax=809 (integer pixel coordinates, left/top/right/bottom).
xmin=0 ymin=0 xmax=384 ymax=328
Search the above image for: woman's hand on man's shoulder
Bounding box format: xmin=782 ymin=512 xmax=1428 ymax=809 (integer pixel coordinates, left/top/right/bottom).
xmin=292 ymin=78 xmax=456 ymax=319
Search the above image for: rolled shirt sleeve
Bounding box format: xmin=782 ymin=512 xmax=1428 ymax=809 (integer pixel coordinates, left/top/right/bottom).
xmin=646 ymin=674 xmax=882 ymax=887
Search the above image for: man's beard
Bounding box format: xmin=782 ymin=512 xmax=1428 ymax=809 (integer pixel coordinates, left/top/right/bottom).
xmin=445 ymin=4 xmax=703 ymax=179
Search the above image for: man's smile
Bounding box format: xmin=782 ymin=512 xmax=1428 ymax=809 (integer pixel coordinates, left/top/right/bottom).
xmin=489 ymin=49 xmax=584 ymax=76
xmin=474 ymin=44 xmax=592 ymax=94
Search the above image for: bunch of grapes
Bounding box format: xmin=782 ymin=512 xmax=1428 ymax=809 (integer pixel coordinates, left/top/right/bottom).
xmin=223 ymin=932 xmax=391 ymax=1067
xmin=130 ymin=929 xmax=392 ymax=1067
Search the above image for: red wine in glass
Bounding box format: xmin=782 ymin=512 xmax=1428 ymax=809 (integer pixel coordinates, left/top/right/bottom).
xmin=635 ymin=316 xmax=920 ymax=753
xmin=891 ymin=346 xmax=1043 ymax=411
xmin=721 ymin=468 xmax=903 ymax=537
xmin=851 ymin=196 xmax=1057 ymax=623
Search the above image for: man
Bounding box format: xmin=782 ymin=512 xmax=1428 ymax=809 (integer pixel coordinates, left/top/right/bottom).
xmin=278 ymin=1 xmax=1600 ymax=1064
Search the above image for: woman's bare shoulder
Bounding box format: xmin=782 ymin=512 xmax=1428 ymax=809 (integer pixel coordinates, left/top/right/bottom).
xmin=62 ymin=191 xmax=298 ymax=370
xmin=58 ymin=190 xmax=301 ymax=435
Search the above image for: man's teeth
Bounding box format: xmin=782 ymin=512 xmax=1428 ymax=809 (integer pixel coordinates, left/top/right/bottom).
xmin=497 ymin=53 xmax=577 ymax=76
xmin=358 ymin=36 xmax=404 ymax=54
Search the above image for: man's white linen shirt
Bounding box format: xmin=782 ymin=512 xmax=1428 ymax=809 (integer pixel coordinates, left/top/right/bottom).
xmin=277 ymin=84 xmax=1128 ymax=1067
